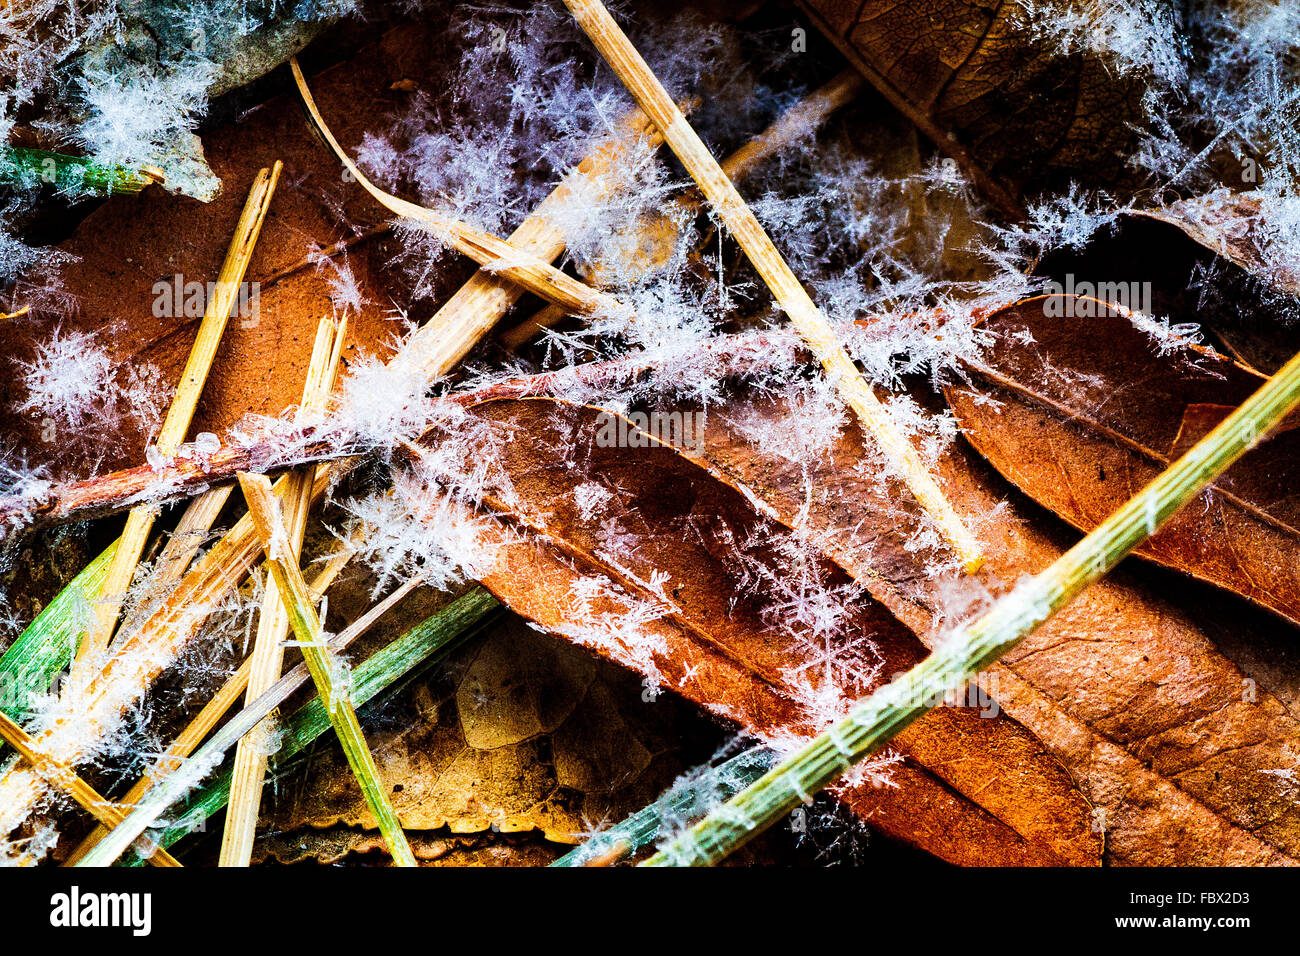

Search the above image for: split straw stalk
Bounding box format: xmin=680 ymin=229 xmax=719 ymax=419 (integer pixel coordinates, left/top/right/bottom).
xmin=500 ymin=69 xmax=864 ymax=349
xmin=235 ymin=472 xmax=416 ymax=867
xmin=219 ymin=314 xmax=346 ymax=866
xmin=64 ymin=525 xmax=371 ymax=866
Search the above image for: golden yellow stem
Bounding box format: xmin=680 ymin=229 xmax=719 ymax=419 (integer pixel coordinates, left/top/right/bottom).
xmin=78 ymin=163 xmax=283 ymax=666
xmin=561 ymin=0 xmax=983 ymax=571
xmin=219 ymin=314 xmax=346 ymax=867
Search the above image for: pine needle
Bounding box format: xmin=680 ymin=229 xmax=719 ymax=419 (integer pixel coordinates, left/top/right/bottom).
xmin=561 ymin=0 xmax=984 ymax=572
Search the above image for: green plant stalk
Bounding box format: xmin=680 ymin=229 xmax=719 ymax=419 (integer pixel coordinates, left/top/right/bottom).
xmin=85 ymin=586 xmax=498 ymax=867
xmin=0 ymin=147 xmax=161 ymax=195
xmin=645 ymin=344 xmax=1300 ymax=866
xmin=0 ymin=543 xmax=116 ymax=724
xmin=238 ymin=473 xmax=417 ymax=867
xmin=550 ymin=747 xmax=773 ymax=866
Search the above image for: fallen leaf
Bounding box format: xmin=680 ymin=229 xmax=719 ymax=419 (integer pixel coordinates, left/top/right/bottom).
xmin=256 ymin=615 xmax=722 ymax=847
xmin=945 ymin=295 xmax=1300 ymax=629
xmin=0 ymin=21 xmax=467 ymax=480
xmin=798 ymin=0 xmax=1150 ymax=212
xmin=414 ymin=397 xmax=1102 ymax=866
xmin=604 ymin=303 xmax=1300 ymax=863
xmin=474 ymin=367 xmax=1300 ymax=864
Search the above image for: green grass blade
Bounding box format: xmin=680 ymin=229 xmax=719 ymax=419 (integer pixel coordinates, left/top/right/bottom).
xmin=0 ymin=148 xmax=160 ymax=196
xmin=550 ymin=747 xmax=773 ymax=866
xmin=0 ymin=543 xmax=116 ymax=724
xmin=116 ymin=587 xmax=499 ymax=865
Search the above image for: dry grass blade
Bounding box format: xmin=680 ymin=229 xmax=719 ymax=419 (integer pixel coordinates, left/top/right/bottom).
xmin=63 ymin=525 xmax=367 ymax=866
xmin=291 ymin=58 xmax=631 ymax=322
xmin=0 ymin=711 xmax=180 ymax=867
xmin=220 ymin=314 xmax=346 ymax=867
xmin=77 ymin=162 xmax=283 ymax=667
xmin=236 ymin=472 xmax=416 ymax=867
xmin=561 ymin=0 xmax=984 ymax=572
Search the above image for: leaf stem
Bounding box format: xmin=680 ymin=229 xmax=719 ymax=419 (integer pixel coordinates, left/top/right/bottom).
xmin=644 ymin=342 xmax=1300 ymax=865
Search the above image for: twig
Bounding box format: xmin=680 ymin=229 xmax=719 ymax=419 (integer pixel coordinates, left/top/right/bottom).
xmin=235 ymin=472 xmax=416 ymax=867
xmin=78 ymin=162 xmax=283 ymax=666
xmin=561 ymin=0 xmax=984 ymax=572
xmin=3 ymin=329 xmax=799 ymax=528
xmin=645 ymin=342 xmax=1300 ymax=865
xmin=220 ymin=314 xmax=346 ymax=866
xmin=0 ymin=710 xmax=180 ymax=867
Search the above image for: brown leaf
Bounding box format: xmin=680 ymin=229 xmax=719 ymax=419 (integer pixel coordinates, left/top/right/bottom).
xmin=0 ymin=23 xmax=462 ymax=479
xmin=1131 ymin=192 xmax=1300 ymax=374
xmin=798 ymin=0 xmax=1149 ymax=212
xmin=422 ymin=397 xmax=1102 ymax=866
xmin=945 ymin=295 xmax=1300 ymax=629
xmin=258 ymin=615 xmax=719 ymax=847
xmin=672 ymin=380 xmax=1300 ymax=864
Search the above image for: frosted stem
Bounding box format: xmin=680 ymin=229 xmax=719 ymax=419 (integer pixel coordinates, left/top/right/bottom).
xmin=646 ymin=341 xmax=1300 ymax=865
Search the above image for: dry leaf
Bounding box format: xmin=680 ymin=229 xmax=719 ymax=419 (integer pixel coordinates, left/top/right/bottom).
xmin=0 ymin=22 xmax=464 ymax=479
xmin=945 ymin=295 xmax=1300 ymax=629
xmin=256 ymin=615 xmax=741 ymax=850
xmin=416 ymin=397 xmax=1101 ymax=866
xmin=798 ymin=0 xmax=1148 ymax=211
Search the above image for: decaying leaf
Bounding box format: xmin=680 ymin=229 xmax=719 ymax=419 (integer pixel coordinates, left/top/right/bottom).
xmin=409 ymin=397 xmax=1101 ymax=866
xmin=798 ymin=0 xmax=1150 ymax=212
xmin=252 ymin=615 xmax=723 ymax=854
xmin=588 ymin=373 xmax=1300 ymax=865
xmin=0 ymin=22 xmax=466 ymax=479
xmin=945 ymin=295 xmax=1300 ymax=629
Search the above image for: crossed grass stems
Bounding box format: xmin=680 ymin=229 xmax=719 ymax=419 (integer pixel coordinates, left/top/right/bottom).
xmin=5 ymin=0 xmax=1297 ymax=866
